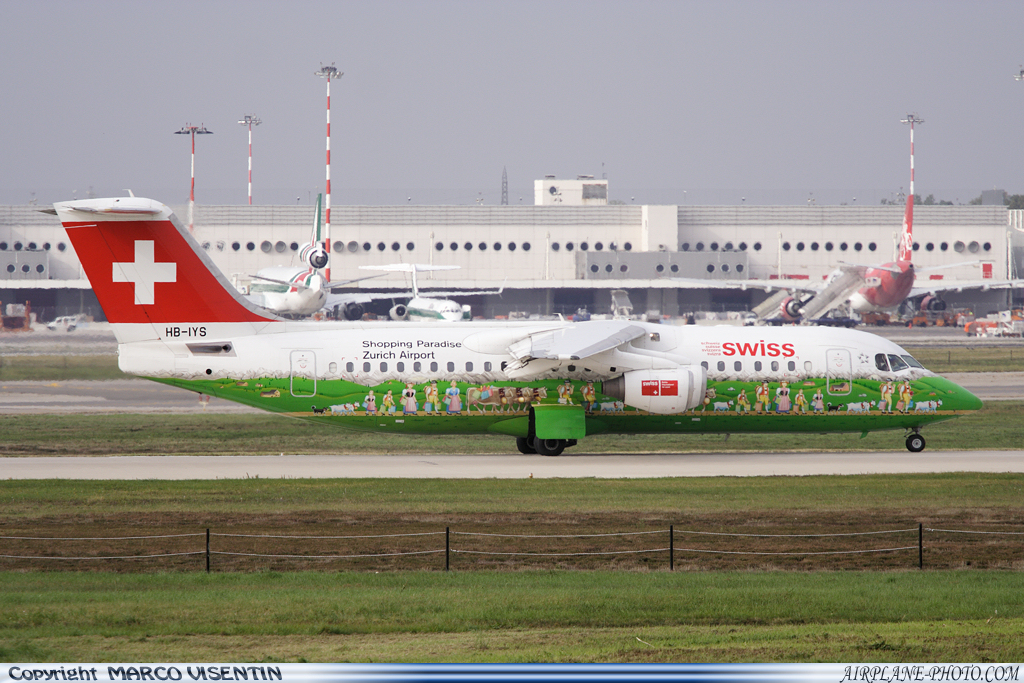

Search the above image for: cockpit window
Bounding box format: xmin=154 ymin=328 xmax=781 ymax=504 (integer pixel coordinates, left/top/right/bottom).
xmin=901 ymin=355 xmax=923 ymax=369
xmin=887 ymin=354 xmax=910 ymax=371
xmin=875 ymin=353 xmax=889 ymax=371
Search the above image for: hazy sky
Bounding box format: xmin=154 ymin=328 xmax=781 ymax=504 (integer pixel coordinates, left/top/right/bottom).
xmin=3 ymin=0 xmax=1024 ymax=207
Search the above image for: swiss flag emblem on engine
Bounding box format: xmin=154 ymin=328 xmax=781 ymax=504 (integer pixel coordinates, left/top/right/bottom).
xmin=641 ymin=380 xmax=679 ymax=396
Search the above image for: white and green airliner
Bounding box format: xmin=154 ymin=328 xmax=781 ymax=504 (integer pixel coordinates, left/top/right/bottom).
xmin=52 ymin=197 xmax=983 ymax=456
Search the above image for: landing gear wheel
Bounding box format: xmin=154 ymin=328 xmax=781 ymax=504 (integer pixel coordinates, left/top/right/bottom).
xmin=906 ymin=433 xmax=926 ymax=453
xmin=515 ymin=437 xmax=536 ymax=455
xmin=533 ymin=437 xmax=566 ymax=457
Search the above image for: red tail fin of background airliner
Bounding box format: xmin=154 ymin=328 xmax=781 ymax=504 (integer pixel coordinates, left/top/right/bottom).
xmin=54 ymin=197 xmax=275 ymax=325
xmin=898 ymin=193 xmax=914 ymax=262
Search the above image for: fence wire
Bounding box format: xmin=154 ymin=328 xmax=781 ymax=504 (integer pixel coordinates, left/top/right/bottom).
xmin=926 ymin=527 xmax=1024 ymax=535
xmin=212 ymin=531 xmax=445 ymax=540
xmin=1 ymin=524 xmax=1019 ymax=570
xmin=211 ymin=549 xmax=446 ymax=560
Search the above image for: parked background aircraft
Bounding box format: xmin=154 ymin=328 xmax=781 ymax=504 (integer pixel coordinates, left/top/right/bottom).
xmin=355 ymin=263 xmax=503 ymax=322
xmin=670 ymin=195 xmax=1023 ymax=324
xmin=54 ymin=196 xmax=983 ymax=455
xmin=244 ymin=194 xmax=383 ymax=317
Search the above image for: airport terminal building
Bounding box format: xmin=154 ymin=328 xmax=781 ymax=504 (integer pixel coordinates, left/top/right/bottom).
xmin=2 ymin=177 xmax=1023 ymax=322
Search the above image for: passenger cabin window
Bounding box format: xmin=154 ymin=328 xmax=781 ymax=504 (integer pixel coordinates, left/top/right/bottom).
xmin=771 ymin=361 xmax=779 ymax=372
xmin=363 ymin=362 xmax=371 ymax=372
xmin=701 ymin=361 xmax=709 ymax=370
xmin=447 ymin=361 xmax=455 ymax=372
xmin=414 ymin=362 xmax=422 ymax=372
xmin=430 ymin=362 xmax=438 ymax=372
xmin=380 ymin=362 xmax=388 ymax=372
xmin=754 ymin=361 xmax=762 ymax=371
xmin=397 ymin=362 xmax=405 ymax=372
xmin=717 ymin=361 xmax=726 ymax=371
xmin=875 ymin=353 xmax=889 ymax=371
xmin=804 ymin=361 xmax=812 ymax=372
xmin=888 ymin=354 xmax=910 ymax=372
xmin=484 ymin=362 xmax=492 ymax=371
xmin=734 ymin=361 xmax=742 ymax=371
xmin=329 ymin=362 xmax=337 ymax=373
xmin=346 ymin=362 xmax=354 ymax=373
xmin=466 ymin=362 xmax=473 ymax=371
xmin=787 ymin=361 xmax=796 ymax=371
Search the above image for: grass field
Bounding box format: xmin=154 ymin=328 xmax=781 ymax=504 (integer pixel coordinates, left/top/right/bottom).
xmin=3 ymin=473 xmax=1023 ymax=662
xmin=2 ymin=571 xmax=1023 ymax=662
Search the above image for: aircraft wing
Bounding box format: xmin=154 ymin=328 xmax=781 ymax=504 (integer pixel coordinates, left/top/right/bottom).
xmin=415 ymin=288 xmax=503 ymax=297
xmin=324 ymin=291 xmax=398 ymax=307
xmin=249 ymin=274 xmax=313 ymax=291
xmin=909 ymin=278 xmax=1024 ymax=298
xmin=326 ymin=273 xmax=387 ymax=291
xmin=507 ymin=320 xmax=647 ymax=362
xmin=670 ymin=277 xmax=824 ymax=294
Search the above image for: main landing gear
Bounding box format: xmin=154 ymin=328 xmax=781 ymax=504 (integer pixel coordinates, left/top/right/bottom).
xmin=905 ymin=430 xmax=926 ymax=453
xmin=515 ymin=437 xmax=577 ymax=457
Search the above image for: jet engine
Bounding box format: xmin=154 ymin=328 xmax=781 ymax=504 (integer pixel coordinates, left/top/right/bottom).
xmin=299 ymin=242 xmax=330 ymax=270
xmin=389 ymin=303 xmax=409 ymax=320
xmin=602 ymin=366 xmax=707 ymax=415
xmin=338 ymin=302 xmax=364 ymax=321
xmin=918 ymin=295 xmax=946 ymax=312
xmin=779 ymin=296 xmax=803 ymax=321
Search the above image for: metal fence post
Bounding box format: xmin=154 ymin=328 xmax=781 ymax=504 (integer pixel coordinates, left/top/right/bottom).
xmin=669 ymin=525 xmax=674 ymax=571
xmin=445 ymin=526 xmax=450 ymax=572
xmin=206 ymin=528 xmax=210 ymax=573
xmin=918 ymin=523 xmax=923 ymax=569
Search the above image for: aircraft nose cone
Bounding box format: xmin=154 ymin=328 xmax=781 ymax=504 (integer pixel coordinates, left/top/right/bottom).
xmin=919 ymin=376 xmax=983 ymax=412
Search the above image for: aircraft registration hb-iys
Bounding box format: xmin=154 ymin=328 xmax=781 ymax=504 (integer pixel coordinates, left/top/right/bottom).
xmin=53 ymin=196 xmax=984 ymax=455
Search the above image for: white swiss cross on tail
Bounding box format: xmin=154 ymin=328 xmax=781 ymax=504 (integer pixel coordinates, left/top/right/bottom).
xmin=112 ymin=240 xmax=176 ymax=305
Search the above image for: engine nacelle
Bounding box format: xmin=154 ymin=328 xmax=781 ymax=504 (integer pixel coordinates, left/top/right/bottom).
xmin=389 ymin=303 xmax=408 ymax=320
xmin=919 ymin=295 xmax=946 ymax=312
xmin=780 ymin=296 xmax=803 ymax=321
xmin=340 ymin=302 xmax=364 ymax=321
xmin=602 ymin=366 xmax=707 ymax=415
xmin=299 ymin=242 xmax=330 ymax=270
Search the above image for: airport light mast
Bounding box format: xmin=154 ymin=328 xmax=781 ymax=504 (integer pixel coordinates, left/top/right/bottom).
xmin=174 ymin=123 xmax=213 ymax=234
xmin=901 ymin=114 xmax=923 ymax=200
xmin=237 ymin=115 xmax=261 ymax=205
xmin=315 ymin=63 xmax=342 ymax=282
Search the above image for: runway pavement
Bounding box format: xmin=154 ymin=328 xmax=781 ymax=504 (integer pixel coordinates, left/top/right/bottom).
xmin=3 ymin=450 xmax=1022 ymax=479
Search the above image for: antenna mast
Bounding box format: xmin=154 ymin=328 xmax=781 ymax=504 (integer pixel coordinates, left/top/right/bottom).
xmin=237 ymin=115 xmax=261 ymax=205
xmin=315 ymin=63 xmax=342 ymax=282
xmin=901 ymin=113 xmax=924 ymax=199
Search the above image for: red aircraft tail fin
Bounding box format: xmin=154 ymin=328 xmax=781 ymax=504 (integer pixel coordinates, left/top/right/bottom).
xmin=54 ymin=197 xmax=275 ymax=325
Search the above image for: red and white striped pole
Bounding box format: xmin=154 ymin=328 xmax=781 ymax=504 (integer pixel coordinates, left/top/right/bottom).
xmin=315 ymin=64 xmax=342 ymax=283
xmin=237 ymin=115 xmax=262 ymax=205
xmin=174 ymin=123 xmax=212 ymax=234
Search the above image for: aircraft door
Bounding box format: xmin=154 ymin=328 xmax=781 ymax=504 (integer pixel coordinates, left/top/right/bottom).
xmin=825 ymin=348 xmax=851 ymax=395
xmin=290 ymin=350 xmax=317 ymax=397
